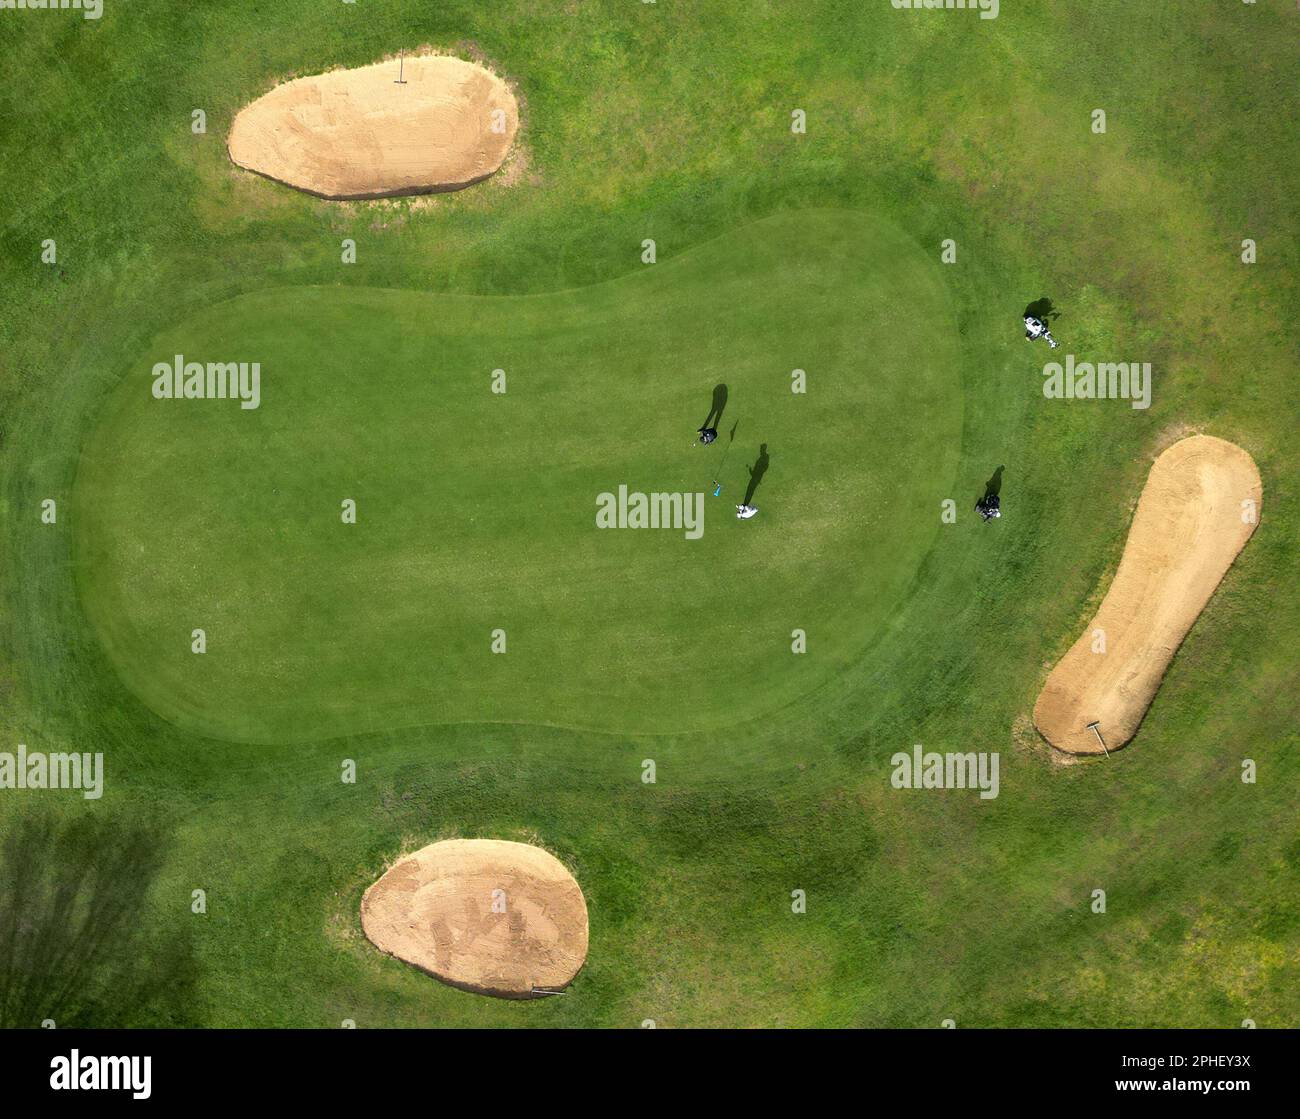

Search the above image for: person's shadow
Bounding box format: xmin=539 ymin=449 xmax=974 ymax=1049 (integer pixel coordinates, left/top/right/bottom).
xmin=1023 ymin=297 xmax=1060 ymax=323
xmin=742 ymin=443 xmax=770 ymax=506
xmin=977 ymin=465 xmax=1004 ymax=507
xmin=701 ymin=383 xmax=728 ymax=431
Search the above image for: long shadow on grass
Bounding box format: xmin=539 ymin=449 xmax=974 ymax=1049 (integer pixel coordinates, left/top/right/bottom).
xmin=0 ymin=809 xmax=201 ymax=1028
xmin=742 ymin=443 xmax=771 ymax=507
xmin=700 ymin=383 xmax=728 ymax=432
xmin=978 ymin=465 xmax=1005 ymax=505
xmin=1023 ymin=296 xmax=1060 ymax=323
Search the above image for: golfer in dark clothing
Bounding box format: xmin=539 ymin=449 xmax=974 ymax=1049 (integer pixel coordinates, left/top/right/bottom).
xmin=697 ymin=427 xmax=718 ymax=445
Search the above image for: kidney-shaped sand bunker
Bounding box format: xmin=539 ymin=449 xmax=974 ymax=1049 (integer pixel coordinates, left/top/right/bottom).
xmin=228 ymin=54 xmax=519 ymax=200
xmin=360 ymin=839 xmax=588 ymax=998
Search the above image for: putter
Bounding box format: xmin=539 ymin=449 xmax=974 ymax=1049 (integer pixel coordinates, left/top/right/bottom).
xmin=708 ymin=419 xmax=740 ymax=496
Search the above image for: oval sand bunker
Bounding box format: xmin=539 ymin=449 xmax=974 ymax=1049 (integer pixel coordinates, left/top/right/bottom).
xmin=360 ymin=839 xmax=588 ymax=998
xmin=228 ymin=54 xmax=518 ymax=200
xmin=1034 ymin=435 xmax=1261 ymax=756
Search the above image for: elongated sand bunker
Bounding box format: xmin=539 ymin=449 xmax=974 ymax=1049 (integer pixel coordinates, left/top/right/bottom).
xmin=228 ymin=54 xmax=518 ymax=200
xmin=360 ymin=839 xmax=588 ymax=998
xmin=1034 ymin=435 xmax=1261 ymax=756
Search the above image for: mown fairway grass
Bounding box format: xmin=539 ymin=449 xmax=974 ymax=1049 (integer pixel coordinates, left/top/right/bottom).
xmin=0 ymin=1 xmax=1296 ymax=1028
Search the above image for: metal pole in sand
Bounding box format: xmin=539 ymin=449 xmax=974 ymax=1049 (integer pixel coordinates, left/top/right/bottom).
xmin=1087 ymin=721 xmax=1109 ymax=758
xmin=395 ymin=49 xmax=407 ymax=85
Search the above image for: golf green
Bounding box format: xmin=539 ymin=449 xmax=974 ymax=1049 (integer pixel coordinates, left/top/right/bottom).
xmin=74 ymin=210 xmax=962 ymax=743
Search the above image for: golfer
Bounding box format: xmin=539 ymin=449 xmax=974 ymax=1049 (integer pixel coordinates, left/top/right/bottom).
xmin=736 ymin=504 xmax=758 ymax=520
xmin=975 ymin=493 xmax=1001 ymax=522
xmin=697 ymin=426 xmax=718 ymax=445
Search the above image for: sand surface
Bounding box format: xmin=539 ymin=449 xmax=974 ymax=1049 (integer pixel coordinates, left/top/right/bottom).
xmin=1034 ymin=435 xmax=1261 ymax=756
xmin=228 ymin=54 xmax=518 ymax=200
xmin=360 ymin=839 xmax=588 ymax=998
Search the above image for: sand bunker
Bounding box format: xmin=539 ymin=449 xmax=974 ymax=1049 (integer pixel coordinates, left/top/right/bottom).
xmin=227 ymin=54 xmax=519 ymax=200
xmin=1034 ymin=435 xmax=1261 ymax=756
xmin=360 ymin=839 xmax=588 ymax=998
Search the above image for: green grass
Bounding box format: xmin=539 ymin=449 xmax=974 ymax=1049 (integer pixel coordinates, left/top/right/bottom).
xmin=0 ymin=1 xmax=1296 ymax=1029
xmin=73 ymin=211 xmax=961 ymax=743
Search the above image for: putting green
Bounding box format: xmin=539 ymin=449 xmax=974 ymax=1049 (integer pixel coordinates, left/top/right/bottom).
xmin=74 ymin=210 xmax=962 ymax=744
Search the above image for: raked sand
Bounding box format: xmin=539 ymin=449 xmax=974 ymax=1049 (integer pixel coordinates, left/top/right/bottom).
xmin=1034 ymin=435 xmax=1261 ymax=756
xmin=361 ymin=839 xmax=588 ymax=998
xmin=228 ymin=54 xmax=518 ymax=200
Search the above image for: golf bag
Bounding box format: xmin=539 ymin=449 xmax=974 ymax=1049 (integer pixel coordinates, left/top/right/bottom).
xmin=1024 ymin=315 xmax=1059 ymax=349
